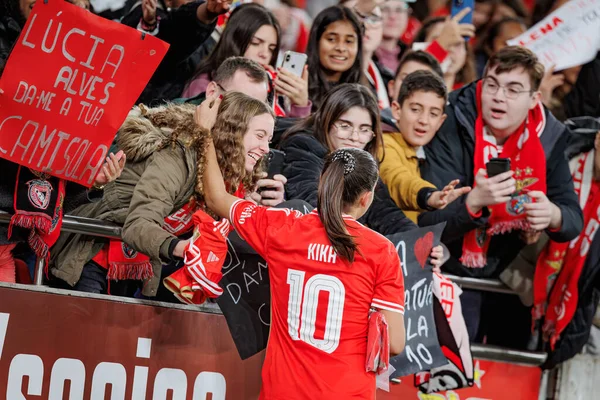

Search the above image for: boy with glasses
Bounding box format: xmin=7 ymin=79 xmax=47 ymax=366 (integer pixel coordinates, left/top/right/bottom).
xmin=419 ymin=46 xmax=584 ymax=344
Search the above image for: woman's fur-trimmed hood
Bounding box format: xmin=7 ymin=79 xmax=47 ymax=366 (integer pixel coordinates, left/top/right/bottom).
xmin=117 ymin=103 xmax=200 ymax=162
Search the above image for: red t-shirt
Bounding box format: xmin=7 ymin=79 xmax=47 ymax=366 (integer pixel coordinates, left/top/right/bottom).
xmin=229 ymin=200 xmax=405 ymax=400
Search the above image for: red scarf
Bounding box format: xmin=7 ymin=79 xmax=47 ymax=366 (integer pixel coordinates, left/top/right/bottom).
xmin=461 ymin=81 xmax=547 ymax=268
xmin=163 ymin=210 xmax=231 ymax=305
xmin=533 ymin=149 xmax=600 ymax=349
xmin=92 ymin=202 xmax=197 ymax=281
xmin=8 ymin=167 xmax=66 ymax=266
xmin=92 ymin=185 xmax=247 ymax=282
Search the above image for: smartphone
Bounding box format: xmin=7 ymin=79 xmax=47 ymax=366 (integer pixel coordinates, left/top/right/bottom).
xmin=278 ymin=51 xmax=307 ymax=77
xmin=450 ymin=0 xmax=474 ymax=39
xmin=256 ymin=150 xmax=285 ymax=195
xmin=265 ymin=149 xmax=285 ymax=180
xmin=486 ymin=158 xmax=511 ymax=177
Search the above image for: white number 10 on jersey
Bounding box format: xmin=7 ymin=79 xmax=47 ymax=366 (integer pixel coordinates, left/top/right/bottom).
xmin=286 ymin=269 xmax=345 ymax=354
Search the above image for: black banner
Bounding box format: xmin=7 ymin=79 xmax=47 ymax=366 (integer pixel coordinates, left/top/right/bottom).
xmin=388 ymin=223 xmax=447 ymax=378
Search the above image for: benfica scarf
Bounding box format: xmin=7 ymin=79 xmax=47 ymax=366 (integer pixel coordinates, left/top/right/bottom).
xmin=366 ymin=61 xmax=391 ymax=110
xmin=533 ymin=149 xmax=599 ymax=349
xmin=8 ymin=167 xmax=66 ymax=265
xmin=163 ymin=210 xmax=231 ymax=305
xmin=92 ymin=202 xmax=197 ymax=281
xmin=460 ymin=81 xmax=547 ymax=268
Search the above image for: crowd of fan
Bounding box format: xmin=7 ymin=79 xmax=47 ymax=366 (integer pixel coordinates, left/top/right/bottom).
xmin=1 ymin=0 xmax=600 ymax=370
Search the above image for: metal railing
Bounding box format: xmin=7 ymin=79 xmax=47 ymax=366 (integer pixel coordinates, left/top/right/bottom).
xmin=0 ymin=210 xmax=547 ymax=366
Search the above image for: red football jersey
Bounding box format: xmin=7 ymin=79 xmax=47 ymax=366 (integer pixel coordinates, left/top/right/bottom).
xmin=229 ymin=200 xmax=405 ymax=400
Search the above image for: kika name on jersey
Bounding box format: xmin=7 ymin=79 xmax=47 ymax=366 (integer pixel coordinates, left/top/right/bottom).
xmin=308 ymin=243 xmax=337 ymax=264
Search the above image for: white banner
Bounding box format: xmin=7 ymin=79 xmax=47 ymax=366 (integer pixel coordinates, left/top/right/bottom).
xmin=507 ymin=0 xmax=600 ymax=71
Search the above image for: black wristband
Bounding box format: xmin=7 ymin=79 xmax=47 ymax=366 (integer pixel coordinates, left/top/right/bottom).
xmin=417 ymin=187 xmax=437 ymax=211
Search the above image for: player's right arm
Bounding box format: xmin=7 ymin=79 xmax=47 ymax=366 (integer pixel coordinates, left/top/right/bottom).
xmin=380 ymin=310 xmax=405 ymax=356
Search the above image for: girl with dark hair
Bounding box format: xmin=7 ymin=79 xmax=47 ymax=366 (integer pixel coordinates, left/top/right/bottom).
xmin=201 ymin=98 xmax=406 ymax=397
xmin=184 ymin=3 xmax=281 ymax=97
xmin=279 ymin=83 xmax=445 ymax=270
xmin=305 ymin=5 xmax=364 ymax=110
xmin=415 ymin=16 xmax=477 ymax=90
xmin=284 ymin=83 xmax=382 ymax=161
xmin=183 ymin=3 xmax=310 ymax=117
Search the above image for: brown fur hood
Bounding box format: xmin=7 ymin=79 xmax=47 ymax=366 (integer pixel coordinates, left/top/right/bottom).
xmin=116 ymin=103 xmax=201 ymax=163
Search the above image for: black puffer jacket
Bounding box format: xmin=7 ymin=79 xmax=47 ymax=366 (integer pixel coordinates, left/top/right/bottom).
xmin=0 ymin=15 xmax=21 ymax=75
xmin=120 ymin=0 xmax=216 ymax=105
xmin=280 ymin=133 xmax=416 ymax=235
xmin=419 ymin=81 xmax=584 ymax=279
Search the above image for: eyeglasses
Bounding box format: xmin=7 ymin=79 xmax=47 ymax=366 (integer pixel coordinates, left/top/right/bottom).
xmin=482 ymin=78 xmax=532 ymax=100
xmin=216 ymin=83 xmax=228 ymax=92
xmin=333 ymin=122 xmax=374 ymax=143
xmin=363 ymin=13 xmax=383 ymax=25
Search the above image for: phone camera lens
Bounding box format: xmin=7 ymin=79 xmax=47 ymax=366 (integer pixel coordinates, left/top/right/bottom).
xmin=286 ymin=55 xmax=290 ymax=61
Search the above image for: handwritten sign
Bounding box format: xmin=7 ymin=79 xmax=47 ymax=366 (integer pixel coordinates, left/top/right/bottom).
xmin=507 ymin=0 xmax=600 ymax=71
xmin=217 ymin=231 xmax=272 ymax=360
xmin=389 ymin=223 xmax=447 ymax=378
xmin=0 ymin=0 xmax=168 ymax=186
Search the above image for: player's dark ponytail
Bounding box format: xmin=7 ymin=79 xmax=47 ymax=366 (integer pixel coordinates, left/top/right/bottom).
xmin=317 ymin=149 xmax=378 ymax=263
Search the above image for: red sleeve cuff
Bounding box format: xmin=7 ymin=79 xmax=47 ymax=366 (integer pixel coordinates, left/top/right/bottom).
xmin=426 ymin=40 xmax=448 ymax=63
xmin=466 ymin=203 xmax=482 ymax=219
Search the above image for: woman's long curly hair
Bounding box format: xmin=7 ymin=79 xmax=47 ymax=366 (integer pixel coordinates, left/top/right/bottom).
xmin=211 ymin=92 xmax=274 ymax=197
xmin=163 ymin=92 xmax=274 ymax=205
xmin=189 ymin=3 xmax=281 ymax=84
